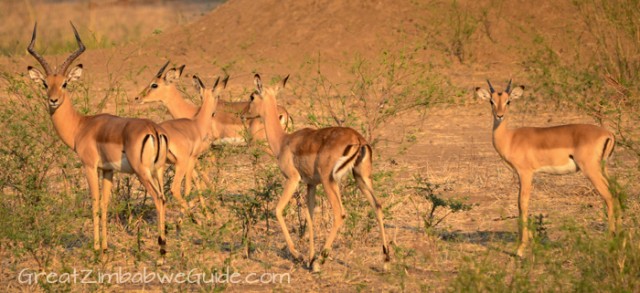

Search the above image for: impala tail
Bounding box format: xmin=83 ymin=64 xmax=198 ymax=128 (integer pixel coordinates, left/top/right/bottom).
xmin=140 ymin=129 xmax=168 ymax=170
xmin=332 ymin=143 xmax=370 ymax=181
xmin=602 ymin=134 xmax=616 ymax=162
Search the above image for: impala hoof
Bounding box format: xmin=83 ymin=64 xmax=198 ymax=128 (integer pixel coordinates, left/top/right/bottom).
xmin=320 ymin=249 xmax=331 ymax=265
xmin=311 ymin=259 xmax=321 ymax=273
xmin=290 ymin=251 xmax=304 ymax=263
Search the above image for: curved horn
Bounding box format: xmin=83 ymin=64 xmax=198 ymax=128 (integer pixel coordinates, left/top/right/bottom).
xmin=505 ymin=79 xmax=513 ymax=94
xmin=59 ymin=22 xmax=86 ymax=74
xmin=156 ymin=60 xmax=171 ymax=78
xmin=486 ymin=79 xmax=495 ymax=94
xmin=27 ymin=22 xmax=53 ymax=75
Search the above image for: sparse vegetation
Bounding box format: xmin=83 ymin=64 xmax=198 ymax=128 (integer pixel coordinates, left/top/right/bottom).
xmin=0 ymin=0 xmax=638 ymax=291
xmin=298 ymin=46 xmax=449 ymax=146
xmin=452 ymin=179 xmax=640 ymax=292
xmin=411 ymin=176 xmax=474 ymax=231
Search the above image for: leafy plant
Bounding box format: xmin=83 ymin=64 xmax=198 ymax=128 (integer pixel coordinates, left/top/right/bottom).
xmin=298 ymin=46 xmax=449 ymax=146
xmin=411 ymin=176 xmax=473 ymax=230
xmin=448 ymin=0 xmax=478 ymax=63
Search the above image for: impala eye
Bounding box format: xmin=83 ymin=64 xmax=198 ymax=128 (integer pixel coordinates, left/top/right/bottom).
xmin=151 ymin=83 xmax=158 ymax=89
xmin=506 ymin=100 xmax=511 ymax=105
xmin=490 ymin=99 xmax=494 ymax=105
xmin=43 ymin=83 xmax=48 ymax=89
xmin=62 ymin=82 xmax=68 ymax=89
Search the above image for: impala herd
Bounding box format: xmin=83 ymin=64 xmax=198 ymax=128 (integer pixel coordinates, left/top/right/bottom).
xmin=24 ymin=24 xmax=621 ymax=271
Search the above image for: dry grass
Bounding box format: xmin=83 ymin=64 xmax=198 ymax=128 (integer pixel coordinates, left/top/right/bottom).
xmin=1 ymin=0 xmax=639 ymax=292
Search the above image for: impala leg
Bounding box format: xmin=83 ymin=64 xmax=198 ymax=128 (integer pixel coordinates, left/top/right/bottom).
xmin=154 ymin=166 xmax=168 ymax=261
xmin=303 ymin=184 xmax=317 ymax=271
xmin=155 ymin=164 xmax=167 ymax=228
xmin=170 ymin=162 xmax=190 ymax=215
xmin=184 ymin=160 xmax=194 ymax=199
xmin=354 ymin=169 xmax=390 ymax=263
xmin=319 ymin=179 xmax=344 ymax=264
xmin=583 ymin=162 xmax=617 ymax=234
xmin=276 ymin=177 xmax=303 ymax=261
xmin=193 ymin=162 xmax=213 ymax=189
xmin=85 ymin=167 xmax=101 ymax=252
xmin=139 ymin=172 xmax=167 ymax=261
xmin=307 ymin=184 xmax=316 ymax=224
xmin=189 ymin=161 xmax=210 ymax=221
xmin=516 ymin=171 xmax=533 ymax=257
xmin=100 ymin=170 xmax=114 ymax=252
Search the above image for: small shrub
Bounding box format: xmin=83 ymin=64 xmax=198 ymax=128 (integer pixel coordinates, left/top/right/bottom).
xmin=410 ymin=176 xmax=473 ymax=230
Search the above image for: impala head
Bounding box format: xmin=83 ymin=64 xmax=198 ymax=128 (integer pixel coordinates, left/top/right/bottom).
xmin=134 ymin=61 xmax=185 ymax=104
xmin=242 ymin=73 xmax=289 ymax=119
xmin=191 ymin=74 xmax=229 ymax=116
xmin=475 ymin=79 xmax=524 ymax=123
xmin=27 ymin=22 xmax=85 ymax=112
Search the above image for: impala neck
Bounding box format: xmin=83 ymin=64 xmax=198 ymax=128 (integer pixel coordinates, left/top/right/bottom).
xmin=491 ymin=117 xmax=511 ymax=156
xmin=50 ymin=93 xmax=84 ymax=149
xmin=262 ymin=96 xmax=286 ymax=156
xmin=195 ymin=93 xmax=217 ymax=139
xmin=164 ymin=86 xmax=198 ymax=119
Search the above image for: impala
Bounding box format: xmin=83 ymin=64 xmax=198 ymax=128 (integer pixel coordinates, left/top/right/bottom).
xmin=158 ymin=74 xmax=228 ymax=222
xmin=27 ymin=23 xmax=170 ymax=261
xmin=476 ymin=79 xmax=618 ymax=257
xmin=134 ymin=63 xmax=291 ymax=146
xmin=247 ymin=74 xmax=390 ymax=272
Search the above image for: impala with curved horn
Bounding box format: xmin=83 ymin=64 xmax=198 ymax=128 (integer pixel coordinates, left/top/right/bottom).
xmin=246 ymin=74 xmax=390 ymax=272
xmin=476 ymin=79 xmax=619 ymax=257
xmin=27 ymin=22 xmax=170 ymax=262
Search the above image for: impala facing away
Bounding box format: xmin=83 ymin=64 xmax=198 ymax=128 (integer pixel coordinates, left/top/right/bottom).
xmin=134 ymin=63 xmax=291 ymax=146
xmin=476 ymin=80 xmax=618 ymax=257
xmin=27 ymin=23 xmax=170 ymax=261
xmin=247 ymin=74 xmax=390 ymax=272
xmin=158 ymin=74 xmax=228 ymax=222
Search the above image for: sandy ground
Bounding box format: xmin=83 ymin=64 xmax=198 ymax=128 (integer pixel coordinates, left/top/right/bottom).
xmin=1 ymin=0 xmax=637 ymax=291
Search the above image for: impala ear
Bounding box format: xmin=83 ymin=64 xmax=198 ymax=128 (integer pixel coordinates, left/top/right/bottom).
xmin=27 ymin=66 xmax=47 ymax=87
xmin=509 ymin=85 xmax=525 ymax=100
xmin=192 ymin=74 xmax=205 ymax=97
xmin=254 ymin=73 xmax=263 ymax=93
xmin=165 ymin=65 xmax=185 ymax=83
xmin=280 ymin=74 xmax=289 ymax=89
xmin=211 ymin=75 xmax=229 ymax=98
xmin=66 ymin=64 xmax=83 ymax=83
xmin=475 ymin=87 xmax=491 ymax=100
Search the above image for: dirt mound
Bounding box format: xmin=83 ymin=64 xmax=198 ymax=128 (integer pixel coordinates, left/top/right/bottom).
xmin=142 ymin=0 xmax=583 ymax=85
xmin=149 ymin=0 xmax=425 ymax=75
xmin=6 ymin=0 xmax=587 ymax=91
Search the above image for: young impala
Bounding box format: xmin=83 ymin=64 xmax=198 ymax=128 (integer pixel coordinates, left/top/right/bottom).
xmin=134 ymin=63 xmax=291 ymax=146
xmin=246 ymin=74 xmax=390 ymax=272
xmin=158 ymin=74 xmax=228 ymax=223
xmin=476 ymin=79 xmax=618 ymax=257
xmin=27 ymin=23 xmax=170 ymax=262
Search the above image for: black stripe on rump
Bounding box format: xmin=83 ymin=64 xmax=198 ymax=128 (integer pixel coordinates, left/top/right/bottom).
xmin=141 ymin=134 xmax=152 ymax=162
xmin=154 ymin=131 xmax=161 ymax=163
xmin=334 ymin=144 xmax=360 ymax=178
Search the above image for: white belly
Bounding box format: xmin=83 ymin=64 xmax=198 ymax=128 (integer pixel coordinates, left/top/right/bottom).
xmin=535 ymin=159 xmax=578 ymax=175
xmin=102 ymin=157 xmax=134 ymax=173
xmin=212 ymin=137 xmax=246 ymax=146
